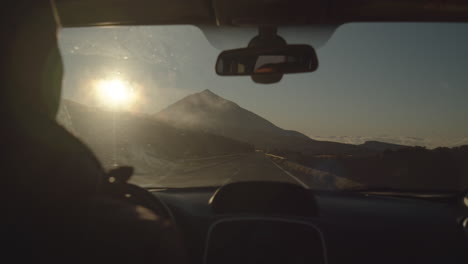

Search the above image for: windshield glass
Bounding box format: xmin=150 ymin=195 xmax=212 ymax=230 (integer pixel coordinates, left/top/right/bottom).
xmin=57 ymin=23 xmax=468 ymax=191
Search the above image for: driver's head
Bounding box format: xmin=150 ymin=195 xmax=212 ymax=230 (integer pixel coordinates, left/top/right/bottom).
xmin=1 ymin=0 xmax=62 ymax=120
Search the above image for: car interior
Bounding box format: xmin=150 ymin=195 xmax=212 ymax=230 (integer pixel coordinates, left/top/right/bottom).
xmin=2 ymin=0 xmax=468 ymax=263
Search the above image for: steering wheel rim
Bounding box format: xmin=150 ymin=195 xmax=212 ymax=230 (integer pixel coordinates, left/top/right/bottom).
xmin=101 ymin=182 xmax=173 ymax=220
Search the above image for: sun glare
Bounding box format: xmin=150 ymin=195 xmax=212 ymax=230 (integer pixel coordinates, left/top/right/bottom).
xmin=95 ymin=79 xmax=136 ymax=109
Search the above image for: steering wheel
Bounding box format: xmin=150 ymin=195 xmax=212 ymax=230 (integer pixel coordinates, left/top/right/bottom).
xmin=100 ymin=166 xmax=173 ymax=220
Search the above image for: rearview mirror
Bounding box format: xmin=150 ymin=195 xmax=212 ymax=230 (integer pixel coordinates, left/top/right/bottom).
xmin=216 ymin=44 xmax=318 ymax=76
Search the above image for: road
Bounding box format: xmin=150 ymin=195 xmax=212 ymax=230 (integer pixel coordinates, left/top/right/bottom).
xmin=130 ymin=152 xmax=308 ymax=188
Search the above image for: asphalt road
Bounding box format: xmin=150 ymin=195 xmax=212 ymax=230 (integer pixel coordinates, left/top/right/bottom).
xmin=130 ymin=152 xmax=308 ymax=188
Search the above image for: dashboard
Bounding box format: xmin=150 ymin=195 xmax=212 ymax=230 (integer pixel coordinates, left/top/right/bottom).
xmin=150 ymin=183 xmax=468 ymax=264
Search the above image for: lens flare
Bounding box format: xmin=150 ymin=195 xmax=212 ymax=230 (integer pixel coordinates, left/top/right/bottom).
xmin=95 ymin=79 xmax=136 ymax=109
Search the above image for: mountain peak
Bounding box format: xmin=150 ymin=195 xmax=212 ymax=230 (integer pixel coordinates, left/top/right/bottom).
xmin=200 ymin=89 xmax=215 ymax=95
xmin=155 ymin=88 xmax=282 ymax=136
xmin=197 ymin=89 xmax=222 ymax=100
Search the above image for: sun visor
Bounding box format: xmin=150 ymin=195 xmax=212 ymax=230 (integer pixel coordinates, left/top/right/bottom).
xmin=332 ymin=0 xmax=468 ymax=22
xmin=56 ymin=0 xmax=214 ymax=27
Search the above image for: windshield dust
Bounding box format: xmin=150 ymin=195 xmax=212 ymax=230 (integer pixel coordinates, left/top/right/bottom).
xmin=57 ymin=24 xmax=468 ymax=192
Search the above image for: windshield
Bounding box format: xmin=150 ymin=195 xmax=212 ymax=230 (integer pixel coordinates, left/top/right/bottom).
xmin=57 ymin=23 xmax=468 ymax=191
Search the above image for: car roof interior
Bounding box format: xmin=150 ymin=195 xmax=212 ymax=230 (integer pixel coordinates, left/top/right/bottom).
xmin=56 ymin=0 xmax=468 ymax=27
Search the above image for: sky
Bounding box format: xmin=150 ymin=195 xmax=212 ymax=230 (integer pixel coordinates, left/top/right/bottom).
xmin=58 ymin=23 xmax=468 ymax=148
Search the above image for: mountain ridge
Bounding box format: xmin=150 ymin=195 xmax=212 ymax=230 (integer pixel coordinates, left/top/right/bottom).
xmin=155 ymin=90 xmax=376 ymax=155
xmin=359 ymin=141 xmax=409 ymax=152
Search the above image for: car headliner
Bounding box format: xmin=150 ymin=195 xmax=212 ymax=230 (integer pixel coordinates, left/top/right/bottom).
xmin=55 ymin=0 xmax=468 ymax=27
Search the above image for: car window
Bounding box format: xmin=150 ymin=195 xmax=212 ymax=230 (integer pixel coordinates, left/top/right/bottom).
xmin=57 ymin=23 xmax=468 ymax=191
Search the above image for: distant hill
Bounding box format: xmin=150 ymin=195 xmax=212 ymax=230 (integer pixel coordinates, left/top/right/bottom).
xmin=57 ymin=99 xmax=253 ymax=170
xmin=155 ymin=89 xmax=373 ymax=156
xmin=359 ymin=141 xmax=410 ymax=152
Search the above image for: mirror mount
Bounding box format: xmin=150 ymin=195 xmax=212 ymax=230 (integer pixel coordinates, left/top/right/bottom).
xmin=248 ymin=26 xmax=286 ymax=48
xmin=249 ymin=27 xmax=286 ymax=84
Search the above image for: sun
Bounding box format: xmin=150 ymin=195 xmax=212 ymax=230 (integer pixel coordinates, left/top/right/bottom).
xmin=95 ymin=78 xmax=136 ymax=108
